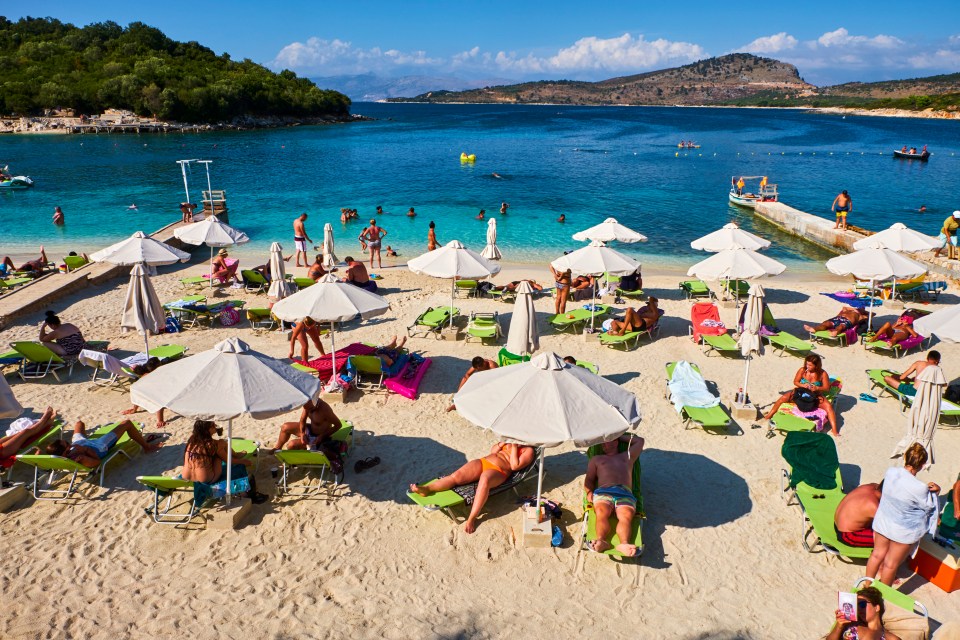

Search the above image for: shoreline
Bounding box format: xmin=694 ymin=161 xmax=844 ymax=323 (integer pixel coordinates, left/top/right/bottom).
xmin=0 ymin=113 xmax=370 ymax=135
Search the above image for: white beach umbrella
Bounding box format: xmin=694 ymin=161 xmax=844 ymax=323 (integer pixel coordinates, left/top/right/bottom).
xmin=271 ymin=273 xmax=390 ymax=378
xmin=505 ymin=280 xmax=539 ymax=356
xmin=0 ymin=376 xmax=22 ymax=419
xmin=737 ymin=284 xmax=765 ymax=405
xmin=267 ymin=242 xmax=293 ymax=300
xmin=322 ymin=223 xmax=338 ymax=270
xmin=174 ymin=215 xmax=250 ymax=290
xmin=90 ymin=231 xmax=190 ymax=266
xmin=453 ymin=351 xmax=641 ymax=517
xmin=407 ymin=240 xmax=501 ymax=328
xmin=691 ymin=223 xmax=771 ymax=252
xmin=891 ymin=365 xmax=946 ymax=468
xmin=914 ymin=304 xmax=960 ymax=343
xmin=551 ymin=240 xmax=641 ymax=329
xmin=687 ymin=247 xmax=785 ymax=306
xmin=131 ymin=337 xmax=320 ymax=503
xmin=852 ymin=223 xmax=940 ymax=253
xmin=120 ymin=263 xmax=165 ymax=355
xmin=572 ymin=217 xmax=647 ymax=244
xmin=481 ymin=218 xmax=502 ymax=261
xmin=825 ymin=247 xmax=927 ymax=330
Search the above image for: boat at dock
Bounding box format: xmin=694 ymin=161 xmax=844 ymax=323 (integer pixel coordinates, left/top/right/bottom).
xmin=893 ymin=148 xmax=930 ymax=161
xmin=729 ymin=176 xmax=778 ymax=208
xmin=0 ymin=165 xmax=33 ymax=189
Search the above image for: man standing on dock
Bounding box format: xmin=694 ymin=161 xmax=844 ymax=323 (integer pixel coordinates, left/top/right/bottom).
xmin=934 ymin=210 xmax=960 ymax=259
xmin=293 ymin=213 xmax=313 ymax=268
xmin=832 ymin=190 xmax=852 ymax=231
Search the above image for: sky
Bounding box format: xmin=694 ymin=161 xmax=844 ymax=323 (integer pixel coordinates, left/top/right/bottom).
xmin=10 ymin=1 xmax=960 ymax=85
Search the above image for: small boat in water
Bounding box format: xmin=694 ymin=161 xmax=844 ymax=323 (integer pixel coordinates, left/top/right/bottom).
xmin=0 ymin=165 xmax=34 ymax=189
xmin=893 ymin=148 xmax=930 ymax=161
xmin=729 ymin=175 xmax=778 ymax=208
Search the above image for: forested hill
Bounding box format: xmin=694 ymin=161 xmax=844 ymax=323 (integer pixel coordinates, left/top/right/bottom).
xmin=0 ymin=17 xmax=350 ymax=123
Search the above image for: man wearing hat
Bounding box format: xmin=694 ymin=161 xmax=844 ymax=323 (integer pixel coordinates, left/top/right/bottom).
xmin=211 ymin=248 xmax=239 ymax=284
xmin=934 ymin=210 xmax=960 ymax=259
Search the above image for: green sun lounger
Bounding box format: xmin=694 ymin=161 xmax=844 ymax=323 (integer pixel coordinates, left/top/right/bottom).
xmin=549 ymin=305 xmax=608 ymax=334
xmin=810 ymin=327 xmax=858 ymax=347
xmin=700 ymin=332 xmax=742 ymax=357
xmin=178 ymin=299 xmax=246 ymax=328
xmin=679 ymin=279 xmax=713 ymax=300
xmin=0 ymin=419 xmax=64 ymax=482
xmin=863 ymin=335 xmax=927 ymax=359
xmin=274 ymin=422 xmax=353 ymax=496
xmin=770 ymin=411 xmax=816 ymax=433
xmin=487 ymin=288 xmax=516 ymax=303
xmin=350 ymin=356 xmax=387 ymax=390
xmin=9 ymin=341 xmax=68 ymax=382
xmin=0 ymin=276 xmax=33 ymax=290
xmin=62 ymin=255 xmax=88 ymax=272
xmin=853 ymin=578 xmax=929 ymax=620
xmin=766 ymin=331 xmax=815 ymax=357
xmin=408 ymin=306 xmax=459 ymax=338
xmin=465 ymin=311 xmax=501 ymax=343
xmin=454 ymin=280 xmax=478 ymax=298
xmin=292 ymin=277 xmax=315 ymax=290
xmin=580 ymin=441 xmax=643 ymax=560
xmin=615 ymin=288 xmax=644 ymax=301
xmin=665 ymin=362 xmax=732 ymax=431
xmin=866 ymin=368 xmax=960 ymax=424
xmin=17 ymin=421 xmax=146 ymax=500
xmin=576 ymin=361 xmax=599 ymax=375
xmin=240 ymin=270 xmax=269 ymax=293
xmin=497 ymin=347 xmax=531 ymax=367
xmin=246 ymin=308 xmax=279 ymax=332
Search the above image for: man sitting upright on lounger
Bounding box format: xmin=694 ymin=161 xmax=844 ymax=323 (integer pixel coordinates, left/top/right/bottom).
xmin=270 ymin=397 xmax=342 ymax=454
xmin=45 ymin=419 xmax=161 ymax=467
xmin=883 ymin=350 xmax=941 ymax=397
xmin=834 ymin=482 xmax=882 ymax=548
xmin=804 ymin=306 xmax=866 ymax=337
xmin=584 ymin=433 xmax=645 ymax=556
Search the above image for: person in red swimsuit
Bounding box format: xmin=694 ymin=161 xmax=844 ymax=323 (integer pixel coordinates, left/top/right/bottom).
xmin=834 ymin=482 xmax=882 ymax=548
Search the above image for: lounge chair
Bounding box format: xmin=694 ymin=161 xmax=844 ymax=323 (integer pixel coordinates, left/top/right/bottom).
xmin=274 ymin=422 xmax=353 ymax=496
xmin=86 ymin=344 xmax=187 ymax=388
xmin=240 ymin=269 xmax=269 ymax=293
xmin=766 ymin=331 xmax=815 ymax=357
xmin=350 ymin=355 xmax=387 ymax=390
xmin=407 ymin=306 xmax=458 ymax=339
xmin=809 ymin=317 xmax=866 ymax=348
xmin=62 ymin=255 xmax=88 ymax=272
xmin=866 ymin=368 xmax=960 ymax=424
xmin=17 ymin=421 xmax=147 ymax=500
xmin=549 ymin=305 xmax=608 ymax=334
xmin=246 ymin=308 xmax=279 ymax=332
xmin=406 ymin=446 xmax=543 ymax=518
xmin=664 ymin=361 xmax=732 ymax=431
xmin=863 ymin=334 xmax=927 ymax=359
xmin=497 ymin=347 xmax=531 ymax=367
xmin=780 ymin=431 xmax=872 ymax=560
xmin=9 ymin=341 xmax=68 ymax=381
xmin=487 ymin=288 xmax=516 ymax=303
xmin=770 ymin=379 xmax=842 ymax=433
xmin=0 ymin=419 xmax=64 ymax=483
xmin=177 ymin=299 xmax=246 ymax=329
xmin=700 ymin=332 xmax=741 ymax=357
xmin=136 ymin=438 xmax=259 ymax=525
xmin=292 ymin=277 xmax=315 ymax=290
xmin=579 ymin=440 xmax=643 ymax=560
xmin=575 ymin=361 xmax=599 ymax=375
xmin=454 ymin=279 xmax=478 ymax=298
xmin=599 ymin=308 xmax=663 ymax=351
xmin=898 ymin=280 xmax=947 ymax=303
xmin=719 ymin=279 xmax=750 ymax=301
xmin=465 ymin=311 xmax=501 ymax=344
xmin=0 ymin=276 xmax=34 ymax=290
xmin=679 ymin=279 xmax=713 ymax=300
xmin=853 ymin=577 xmax=929 ymax=623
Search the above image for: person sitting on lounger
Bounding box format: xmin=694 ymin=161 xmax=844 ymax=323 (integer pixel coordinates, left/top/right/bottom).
xmin=307 ymin=254 xmax=327 ymax=281
xmin=804 ymin=306 xmax=865 ymax=338
xmin=601 ymin=299 xmax=658 ymax=336
xmin=410 ymin=442 xmax=536 ymax=533
xmin=182 ymin=420 xmax=267 ymax=504
xmin=373 ymin=335 xmax=408 ymax=368
xmin=584 ymin=433 xmax=645 ymax=556
xmin=762 ymin=354 xmax=839 ymax=436
xmin=834 ymin=482 xmax=882 ymax=548
xmin=883 ymin=350 xmax=941 ymax=396
xmin=868 ymin=310 xmax=921 ymax=347
xmin=211 ymin=249 xmax=239 ymax=284
xmin=0 ymin=406 xmax=57 ymax=459
xmin=269 ymin=397 xmax=343 ymax=466
xmin=343 ymin=256 xmax=377 ymax=291
xmin=121 ymin=357 xmax=167 ymax=427
xmin=447 ymin=356 xmax=497 ymax=412
xmin=289 ymin=318 xmax=326 ymax=361
xmin=825 ymin=586 xmax=901 ymax=640
xmin=39 ymin=310 xmax=86 ymax=358
xmin=617 ymin=267 xmax=642 ymax=293
xmin=45 ymin=419 xmax=161 ymax=467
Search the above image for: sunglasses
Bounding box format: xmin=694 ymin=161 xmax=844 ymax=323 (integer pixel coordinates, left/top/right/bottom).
xmin=857 ymin=600 xmax=869 ymax=610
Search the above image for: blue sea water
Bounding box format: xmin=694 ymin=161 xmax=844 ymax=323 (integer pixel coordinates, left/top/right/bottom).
xmin=2 ymin=103 xmax=960 ymax=271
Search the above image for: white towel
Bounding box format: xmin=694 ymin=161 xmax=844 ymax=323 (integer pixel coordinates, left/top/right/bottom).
xmin=5 ymin=417 xmax=34 ymax=437
xmin=873 ymin=466 xmax=939 ymax=547
xmin=668 ymin=361 xmax=720 ymax=414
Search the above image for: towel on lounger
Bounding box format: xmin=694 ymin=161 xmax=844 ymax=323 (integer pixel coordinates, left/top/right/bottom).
xmin=667 ymin=361 xmax=720 ymax=414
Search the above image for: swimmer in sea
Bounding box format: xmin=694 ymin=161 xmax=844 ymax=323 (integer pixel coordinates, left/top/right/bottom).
xmin=919 ymin=205 xmax=927 ymax=213
xmin=500 ymin=202 xmax=509 ymax=215
xmin=491 ymin=173 xmax=502 ymax=179
xmin=407 ymin=207 xmax=416 ymax=218
xmin=127 ymin=204 xmax=138 ymax=210
xmin=557 ymin=214 xmax=566 ymax=223
xmin=476 ymin=209 xmax=486 ymax=221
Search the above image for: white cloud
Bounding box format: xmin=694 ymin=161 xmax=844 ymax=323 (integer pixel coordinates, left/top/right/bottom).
xmin=817 ymin=27 xmax=902 ymax=49
xmin=738 ymin=32 xmax=798 ymax=54
xmin=271 ymin=38 xmax=440 ymax=75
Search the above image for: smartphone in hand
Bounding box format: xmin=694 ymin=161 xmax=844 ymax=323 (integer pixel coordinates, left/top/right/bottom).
xmin=838 ymin=592 xmax=857 ymax=622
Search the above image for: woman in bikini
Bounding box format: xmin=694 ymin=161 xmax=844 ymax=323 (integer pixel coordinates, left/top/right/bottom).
xmin=410 ymin=442 xmax=536 ymax=533
xmin=181 ymin=420 xmax=267 ymax=503
xmin=38 ymin=310 xmax=86 ymax=358
xmin=427 ymin=221 xmax=439 ymax=251
xmin=868 ymin=311 xmax=920 ymax=347
xmin=550 ymin=265 xmax=572 ymax=315
xmin=360 ymin=219 xmax=386 ymax=269
xmin=763 ymin=354 xmax=839 ymax=436
xmin=825 ymin=586 xmax=900 ymax=640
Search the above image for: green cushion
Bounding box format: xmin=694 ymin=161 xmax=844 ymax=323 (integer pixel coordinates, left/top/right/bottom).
xmin=274 ymin=423 xmax=352 ymax=467
xmin=455 ymin=280 xmax=478 ymax=288
xmin=417 ymin=306 xmax=458 ymax=327
xmin=584 ymin=443 xmax=643 ymax=557
xmin=772 ymin=411 xmax=815 ymax=432
xmin=10 ymin=341 xmax=65 ymax=364
xmin=683 ymin=405 xmax=730 ymax=429
xmin=680 ymin=280 xmax=710 ymax=295
xmin=148 ymin=345 xmax=187 ymax=360
xmin=599 ymin=331 xmax=641 ymax=343
xmin=63 ymin=256 xmax=88 ymax=270
xmin=576 ymin=361 xmax=599 ymax=375
xmin=767 ymin=332 xmax=814 ymax=354
xmin=497 ymin=348 xmax=530 ymax=366
xmin=138 ymin=476 xmax=195 ymax=492
xmin=702 ymin=333 xmax=739 ymax=352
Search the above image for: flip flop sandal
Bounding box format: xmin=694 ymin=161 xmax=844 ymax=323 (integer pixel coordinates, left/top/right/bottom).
xmin=353 ymin=457 xmax=381 ymax=473
xmin=859 ymin=393 xmax=878 ymax=403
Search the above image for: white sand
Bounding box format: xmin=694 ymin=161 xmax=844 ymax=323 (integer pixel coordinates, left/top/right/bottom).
xmin=2 ymin=257 xmax=959 ymax=639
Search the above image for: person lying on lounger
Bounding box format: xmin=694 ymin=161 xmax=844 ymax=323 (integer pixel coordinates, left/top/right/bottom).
xmin=373 ymin=335 xmax=408 ymax=368
xmin=584 ymin=433 xmax=645 ymax=556
xmin=493 ymin=279 xmax=543 ymax=292
xmin=1 ymin=246 xmax=48 ymax=276
xmin=410 ymin=442 xmax=536 ymax=533
xmin=600 ymin=299 xmax=659 ymax=336
xmin=446 ymin=356 xmax=497 ymax=412
xmin=803 ymin=306 xmax=865 ymax=337
xmin=183 ymin=420 xmax=268 ymax=504
xmin=45 ymin=419 xmax=161 ymax=467
xmin=762 ymin=354 xmax=839 ymax=436
xmin=834 ymin=481 xmax=882 ymax=548
xmin=867 ymin=310 xmax=922 ymax=347
xmin=883 ymin=350 xmax=941 ymax=396
xmin=0 ymin=406 xmax=57 ymax=459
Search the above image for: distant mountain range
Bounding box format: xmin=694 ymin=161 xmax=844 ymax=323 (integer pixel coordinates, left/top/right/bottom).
xmin=310 ymin=73 xmax=512 ymax=102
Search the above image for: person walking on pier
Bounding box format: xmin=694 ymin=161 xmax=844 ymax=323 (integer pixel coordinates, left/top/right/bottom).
xmin=832 ymin=190 xmax=852 ymax=231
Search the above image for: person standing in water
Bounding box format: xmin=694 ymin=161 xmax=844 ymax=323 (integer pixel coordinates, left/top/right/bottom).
xmin=359 ymin=219 xmax=386 ymax=269
xmin=427 ymin=221 xmax=439 ymax=251
xmin=52 ymin=207 xmax=64 ymax=226
xmin=500 ymin=202 xmax=509 ymax=215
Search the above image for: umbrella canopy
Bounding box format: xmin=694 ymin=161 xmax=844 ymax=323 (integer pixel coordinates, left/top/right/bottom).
xmin=505 ymin=280 xmax=539 ymax=356
xmin=120 ymin=263 xmax=166 ymax=355
xmin=550 ymin=240 xmax=641 ymax=277
xmin=173 ymin=215 xmax=249 ymax=248
xmin=480 ymin=218 xmax=502 ymax=261
xmin=737 ymin=284 xmax=765 ymax=403
xmin=914 ymin=304 xmax=960 ymax=343
xmin=572 ymin=217 xmax=647 ymax=244
xmin=267 ymin=242 xmax=293 ymax=300
xmin=852 ymin=223 xmax=940 ymax=253
xmin=408 ymin=240 xmax=501 ymax=328
xmin=891 ymin=365 xmax=946 ymax=468
xmin=687 ymin=247 xmax=786 ymax=281
xmin=90 ymin=231 xmax=191 ymax=266
xmin=691 ymin=223 xmax=771 ymax=252
xmin=0 ymin=376 xmax=22 ymax=419
xmin=322 ymin=223 xmax=338 ymax=269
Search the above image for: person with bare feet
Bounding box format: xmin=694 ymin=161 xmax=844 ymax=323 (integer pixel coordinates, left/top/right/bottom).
xmin=868 ymin=310 xmax=921 ymax=347
xmin=0 ymin=406 xmax=58 ymax=461
xmin=447 ymin=356 xmax=497 ymax=412
xmin=550 ymin=265 xmax=572 ymax=315
xmin=584 ymin=433 xmax=645 ymax=556
xmin=45 ymin=419 xmax=161 ymax=467
xmin=122 ymin=358 xmax=166 ymax=427
xmin=269 ymin=398 xmax=342 ymax=455
xmin=180 ymin=202 xmax=197 ymax=223
xmin=289 ymin=317 xmax=326 ymax=362
xmin=2 ymin=246 xmax=49 ymax=276
xmin=374 ymin=335 xmax=408 ymax=368
xmin=835 ymin=482 xmax=882 ymax=548
xmin=38 ymin=310 xmax=86 ymax=358
xmin=803 ymin=306 xmax=865 ymax=338
xmin=293 ymin=213 xmax=313 ymax=267
xmin=410 ymin=442 xmax=535 ymax=533
xmin=883 ymin=350 xmax=940 ymax=395
xmin=182 ymin=420 xmax=267 ymax=503
xmin=601 ymin=300 xmax=658 ymax=336
xmin=763 ymin=354 xmax=840 ymax=436
xmin=427 ymin=221 xmax=439 ymax=251
xmin=360 ymin=219 xmax=386 ymax=269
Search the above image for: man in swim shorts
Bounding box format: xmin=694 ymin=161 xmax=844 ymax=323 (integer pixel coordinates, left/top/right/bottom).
xmin=269 ymin=398 xmax=345 ymax=473
xmin=883 ymin=350 xmax=940 ymax=397
xmin=293 ymin=213 xmax=312 ymax=267
xmin=832 ymin=190 xmax=852 ymax=231
xmin=447 ymin=356 xmax=497 ymax=412
xmin=584 ymin=433 xmax=645 ymax=556
xmin=834 ymin=482 xmax=882 ymax=548
xmin=803 ymin=306 xmax=865 ymax=337
xmin=45 ymin=419 xmax=161 ymax=467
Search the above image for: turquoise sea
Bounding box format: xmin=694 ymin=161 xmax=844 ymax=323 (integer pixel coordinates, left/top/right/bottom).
xmin=2 ymin=103 xmax=960 ymax=271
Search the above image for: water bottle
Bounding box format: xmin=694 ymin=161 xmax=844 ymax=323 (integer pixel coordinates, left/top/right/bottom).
xmin=736 ymin=387 xmax=744 ymax=405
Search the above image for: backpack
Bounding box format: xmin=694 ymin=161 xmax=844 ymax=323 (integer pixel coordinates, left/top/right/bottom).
xmin=792 ymin=388 xmax=818 ymax=413
xmin=165 ymin=316 xmax=182 ymax=334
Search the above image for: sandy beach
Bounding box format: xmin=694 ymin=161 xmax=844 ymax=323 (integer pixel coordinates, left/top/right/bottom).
xmin=2 ymin=257 xmax=960 ymax=640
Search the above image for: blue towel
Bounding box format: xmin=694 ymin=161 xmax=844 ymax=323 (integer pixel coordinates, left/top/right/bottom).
xmin=819 ymin=293 xmax=882 ymax=309
xmin=193 ymin=463 xmax=250 ymax=504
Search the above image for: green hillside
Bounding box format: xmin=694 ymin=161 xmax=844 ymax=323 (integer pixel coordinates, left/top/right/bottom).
xmin=0 ymin=17 xmax=350 ymax=123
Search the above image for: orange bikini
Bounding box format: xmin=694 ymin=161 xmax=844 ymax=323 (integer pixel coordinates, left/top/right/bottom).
xmin=480 ymin=457 xmax=508 ymax=477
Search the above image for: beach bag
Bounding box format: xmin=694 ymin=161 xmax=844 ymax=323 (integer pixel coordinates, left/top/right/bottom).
xmin=792 ymin=388 xmax=818 ymax=413
xmin=219 ymin=304 xmax=240 ymax=327
xmin=165 ymin=316 xmax=181 ymax=334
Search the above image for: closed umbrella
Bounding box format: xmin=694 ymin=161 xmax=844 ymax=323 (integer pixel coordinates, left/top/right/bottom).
xmin=852 ymin=223 xmax=940 ymax=253
xmin=454 ymin=351 xmax=641 ymax=519
xmin=174 ymin=215 xmax=249 ymax=290
xmin=914 ymin=304 xmax=960 ymax=343
xmin=90 ymin=231 xmax=191 ymax=266
xmin=691 ymin=223 xmax=771 ymax=252
xmin=0 ymin=376 xmax=22 ymax=419
xmin=267 ymin=242 xmax=293 ymax=300
xmin=120 ymin=263 xmax=165 ymax=355
xmin=737 ymin=284 xmax=765 ymax=405
xmin=408 ymin=240 xmax=501 ymax=328
xmin=505 ymin=280 xmax=539 ymax=356
xmin=322 ymin=223 xmax=338 ymax=270
xmin=481 ymin=218 xmax=502 ymax=261
xmin=131 ymin=337 xmax=320 ymax=503
xmin=687 ymin=246 xmax=785 ymax=305
xmin=891 ymin=365 xmax=946 ymax=468
xmin=551 ymin=240 xmax=641 ymax=329
xmin=825 ymin=247 xmax=927 ymax=330
xmin=572 ymin=218 xmax=647 ymax=243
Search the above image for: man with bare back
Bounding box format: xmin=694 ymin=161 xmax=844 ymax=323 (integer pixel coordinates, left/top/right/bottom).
xmin=584 ymin=434 xmax=645 ymax=556
xmin=293 ymin=213 xmax=312 ymax=267
xmin=834 ymin=482 xmax=882 ymax=548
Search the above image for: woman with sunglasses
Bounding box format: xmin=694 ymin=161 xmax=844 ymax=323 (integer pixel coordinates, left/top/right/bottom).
xmin=825 ymin=586 xmax=900 ymax=640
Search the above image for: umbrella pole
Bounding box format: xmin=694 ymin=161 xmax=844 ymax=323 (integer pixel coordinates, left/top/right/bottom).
xmin=225 ymin=418 xmax=233 ymax=506
xmin=329 ymin=321 xmax=337 ymax=387
xmin=143 ymin=332 xmax=150 ymax=358
xmin=534 ymin=449 xmax=545 ymax=522
xmin=590 ymin=280 xmax=597 ymax=331
xmin=741 ymin=356 xmax=751 ymax=405
xmin=868 ymin=279 xmax=875 ymax=331
xmin=209 ymin=246 xmax=214 ymax=290
xmin=450 ymin=279 xmax=455 ymax=329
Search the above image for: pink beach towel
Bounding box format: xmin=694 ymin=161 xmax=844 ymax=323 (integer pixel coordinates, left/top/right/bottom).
xmin=296 ymin=343 xmax=376 ymax=380
xmin=791 ymin=406 xmax=828 ymax=432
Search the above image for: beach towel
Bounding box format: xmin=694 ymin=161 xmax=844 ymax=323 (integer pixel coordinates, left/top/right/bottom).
xmin=296 ymin=343 xmax=377 ymax=379
xmin=78 ymin=349 xmax=132 ymax=378
xmin=790 ymin=406 xmax=828 ymax=432
xmin=781 ymin=431 xmax=839 ymax=490
xmin=667 ymin=360 xmax=720 ymax=414
xmin=872 ymin=466 xmax=938 ymax=546
xmin=192 ymin=463 xmax=251 ymax=504
xmin=820 ymin=292 xmax=882 ymax=310
xmin=691 ymin=302 xmax=726 ymax=344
